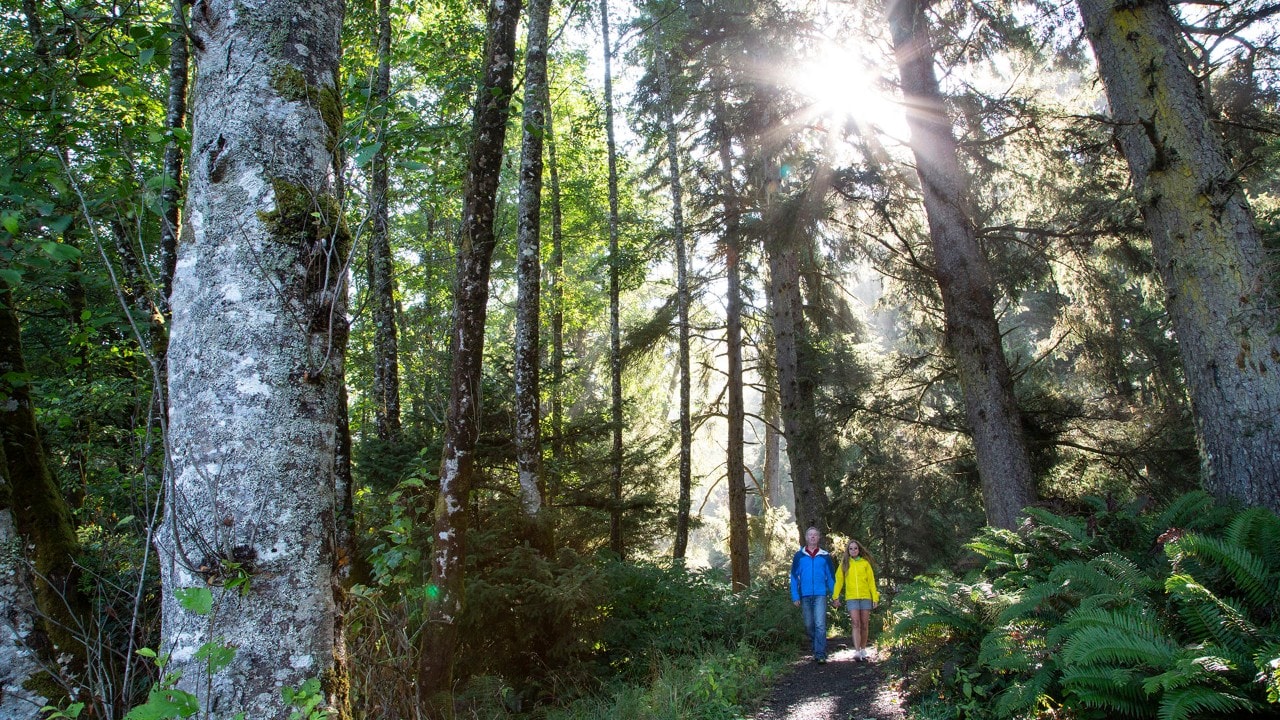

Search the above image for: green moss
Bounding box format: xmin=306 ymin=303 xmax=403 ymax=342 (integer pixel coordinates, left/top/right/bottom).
xmin=321 ymin=665 xmax=352 ymax=720
xmin=22 ymin=669 xmax=68 ymax=704
xmin=269 ymin=66 xmax=342 ymax=153
xmin=258 ymin=179 xmax=348 ymax=256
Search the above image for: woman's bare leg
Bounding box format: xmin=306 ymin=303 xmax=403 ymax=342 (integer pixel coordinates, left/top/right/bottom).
xmin=849 ymin=610 xmax=863 ymax=651
xmin=856 ymin=609 xmax=871 ymax=652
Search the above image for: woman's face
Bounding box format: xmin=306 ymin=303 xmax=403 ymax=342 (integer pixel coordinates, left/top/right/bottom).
xmin=847 ymin=543 xmax=860 ymax=556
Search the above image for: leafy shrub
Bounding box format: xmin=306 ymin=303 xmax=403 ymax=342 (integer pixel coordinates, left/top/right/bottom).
xmin=887 ymin=492 xmax=1280 ymax=719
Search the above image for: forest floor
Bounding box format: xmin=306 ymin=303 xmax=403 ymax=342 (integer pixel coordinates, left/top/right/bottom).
xmin=749 ymin=638 xmax=907 ymax=720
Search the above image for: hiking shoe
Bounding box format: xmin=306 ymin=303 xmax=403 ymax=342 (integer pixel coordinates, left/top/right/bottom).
xmin=816 ymin=657 xmax=827 ymax=664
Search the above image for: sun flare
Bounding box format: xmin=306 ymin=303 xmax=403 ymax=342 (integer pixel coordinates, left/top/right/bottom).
xmin=793 ymin=44 xmax=905 ymax=137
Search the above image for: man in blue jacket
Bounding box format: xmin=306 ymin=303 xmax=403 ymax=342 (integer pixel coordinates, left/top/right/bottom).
xmin=790 ymin=526 xmax=835 ymax=663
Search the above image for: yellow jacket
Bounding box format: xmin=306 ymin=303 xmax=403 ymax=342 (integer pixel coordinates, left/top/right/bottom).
xmin=833 ymin=557 xmax=879 ymax=603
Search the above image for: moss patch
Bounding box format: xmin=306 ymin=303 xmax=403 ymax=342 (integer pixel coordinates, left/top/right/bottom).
xmin=269 ymin=65 xmax=342 ymax=152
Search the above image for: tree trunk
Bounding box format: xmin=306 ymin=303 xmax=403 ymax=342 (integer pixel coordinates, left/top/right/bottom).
xmin=0 ymin=444 xmax=48 ymax=720
xmin=368 ymin=0 xmax=402 ymax=445
xmin=159 ymin=0 xmax=189 ymax=312
xmin=545 ymin=79 xmax=566 ymax=504
xmin=600 ymin=0 xmax=625 ymax=558
xmin=158 ymin=0 xmax=350 ymax=715
xmin=515 ymin=0 xmax=551 ymax=525
xmin=764 ymin=220 xmax=827 ymax=541
xmin=417 ymin=0 xmax=522 ymax=704
xmin=887 ymin=0 xmax=1036 ymax=529
xmin=1077 ymin=0 xmax=1280 ymax=512
xmin=0 ymin=283 xmax=88 ymax=680
xmin=711 ymin=103 xmax=749 ymax=588
xmin=657 ymin=48 xmax=693 ymax=563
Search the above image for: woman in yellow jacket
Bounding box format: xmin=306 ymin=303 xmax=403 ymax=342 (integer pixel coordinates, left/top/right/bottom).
xmin=831 ymin=538 xmax=879 ymax=661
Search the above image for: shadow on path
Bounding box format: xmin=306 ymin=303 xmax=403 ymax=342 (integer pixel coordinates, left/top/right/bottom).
xmin=750 ymin=640 xmax=906 ymax=720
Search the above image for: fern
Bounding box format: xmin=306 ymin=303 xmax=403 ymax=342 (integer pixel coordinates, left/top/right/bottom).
xmin=1024 ymin=506 xmax=1094 ymax=555
xmin=1167 ymin=533 xmax=1279 ymax=613
xmin=1152 ymin=491 xmax=1219 ymax=534
xmin=1060 ymin=624 xmax=1180 ymax=668
xmin=1157 ymin=685 xmax=1258 ymax=720
xmin=1255 ymin=642 xmax=1280 ymax=704
xmin=1061 ymin=665 xmax=1149 ymax=717
xmin=1227 ymin=508 xmax=1280 ymax=574
xmin=1165 ymin=573 xmax=1259 ymax=661
xmin=992 ymin=663 xmax=1057 ymax=718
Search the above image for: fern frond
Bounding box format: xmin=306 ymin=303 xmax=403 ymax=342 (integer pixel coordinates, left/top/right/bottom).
xmin=1167 ymin=533 xmax=1279 ymax=613
xmin=1024 ymin=507 xmax=1094 ymax=553
xmin=1254 ymin=642 xmax=1280 ymax=703
xmin=1226 ymin=507 xmax=1280 ymax=573
xmin=1091 ymin=553 xmax=1159 ymax=593
xmin=978 ymin=622 xmax=1045 ymax=671
xmin=1061 ymin=625 xmax=1180 ymax=668
xmin=1061 ymin=666 xmax=1150 ymax=717
xmin=993 ymin=664 xmax=1057 ymax=719
xmin=966 ymin=528 xmax=1026 ymax=571
xmin=1141 ymin=653 xmax=1235 ymax=695
xmin=1166 ymin=573 xmax=1259 ymax=660
xmin=1157 ymin=685 xmax=1258 ymax=720
xmin=1153 ymin=492 xmax=1217 ymax=534
xmin=997 ymin=580 xmax=1074 ymax=624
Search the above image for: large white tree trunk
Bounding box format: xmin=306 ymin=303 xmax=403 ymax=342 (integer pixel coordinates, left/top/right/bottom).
xmin=159 ymin=0 xmax=350 ymax=716
xmin=1077 ymin=0 xmax=1280 ymax=511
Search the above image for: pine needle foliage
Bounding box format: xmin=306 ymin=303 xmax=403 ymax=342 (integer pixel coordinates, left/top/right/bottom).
xmin=886 ymin=492 xmax=1280 ymax=719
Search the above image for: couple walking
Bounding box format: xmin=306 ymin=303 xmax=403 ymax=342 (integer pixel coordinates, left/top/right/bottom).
xmin=789 ymin=527 xmax=879 ymax=664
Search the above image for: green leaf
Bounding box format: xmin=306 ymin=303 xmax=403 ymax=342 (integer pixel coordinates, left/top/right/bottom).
xmin=75 ymin=71 xmax=112 ymax=89
xmin=2 ymin=212 xmax=20 ymax=235
xmin=175 ymin=587 xmax=213 ymax=616
xmin=140 ymin=47 xmax=156 ymax=66
xmin=40 ymin=242 xmax=82 ymax=262
xmin=0 ymin=269 xmax=20 ymax=287
xmin=352 ymin=142 xmax=383 ymax=168
xmin=135 ymin=647 xmax=157 ymax=658
xmin=195 ymin=639 xmax=237 ymax=674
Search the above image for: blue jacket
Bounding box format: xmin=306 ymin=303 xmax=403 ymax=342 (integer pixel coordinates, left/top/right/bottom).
xmin=790 ymin=547 xmax=835 ymax=601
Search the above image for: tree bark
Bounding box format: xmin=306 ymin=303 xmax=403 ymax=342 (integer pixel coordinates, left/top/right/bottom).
xmin=368 ymin=0 xmax=402 ymax=445
xmin=887 ymin=0 xmax=1036 ymax=529
xmin=0 ymin=283 xmax=88 ymax=681
xmin=657 ymin=47 xmax=693 ymax=564
xmin=158 ymin=0 xmax=350 ymax=715
xmin=1077 ymin=0 xmax=1280 ymax=512
xmin=160 ymin=0 xmax=189 ymax=313
xmin=545 ymin=79 xmax=566 ymax=504
xmin=515 ymin=0 xmax=551 ymax=525
xmin=0 ymin=444 xmax=47 ymax=720
xmin=711 ymin=103 xmax=749 ymax=588
xmin=600 ymin=0 xmax=625 ymax=558
xmin=417 ymin=0 xmax=522 ymax=704
xmin=764 ymin=217 xmax=827 ymax=541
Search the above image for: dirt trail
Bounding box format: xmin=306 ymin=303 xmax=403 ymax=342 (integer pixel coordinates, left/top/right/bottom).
xmin=749 ymin=639 xmax=906 ymax=720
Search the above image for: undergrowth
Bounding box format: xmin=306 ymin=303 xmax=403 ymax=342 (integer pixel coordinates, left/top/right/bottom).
xmin=887 ymin=492 xmax=1280 ymax=719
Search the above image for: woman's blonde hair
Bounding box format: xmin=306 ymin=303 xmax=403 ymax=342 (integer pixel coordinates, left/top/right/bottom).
xmin=839 ymin=538 xmax=875 ymax=575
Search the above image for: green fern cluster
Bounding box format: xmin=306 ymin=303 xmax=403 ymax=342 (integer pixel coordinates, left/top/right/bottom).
xmin=886 ymin=492 xmax=1280 ymax=719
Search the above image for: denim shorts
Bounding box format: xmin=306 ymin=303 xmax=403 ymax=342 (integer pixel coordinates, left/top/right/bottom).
xmin=846 ymin=599 xmax=874 ymax=611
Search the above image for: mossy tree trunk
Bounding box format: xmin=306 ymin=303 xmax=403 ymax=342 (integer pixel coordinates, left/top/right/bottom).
xmin=1077 ymin=0 xmax=1280 ymax=512
xmin=368 ymin=0 xmax=402 ymax=446
xmin=0 ymin=443 xmax=48 ymax=719
xmin=545 ymin=78 xmax=566 ymax=506
xmin=0 ymin=283 xmax=88 ymax=686
xmin=417 ymin=0 xmax=522 ymax=705
xmin=887 ymin=0 xmax=1036 ymax=529
xmin=514 ymin=0 xmax=550 ymax=532
xmin=158 ymin=0 xmax=351 ymax=715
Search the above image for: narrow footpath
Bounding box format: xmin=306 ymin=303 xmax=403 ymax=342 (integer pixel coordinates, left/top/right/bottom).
xmin=749 ymin=640 xmax=906 ymax=720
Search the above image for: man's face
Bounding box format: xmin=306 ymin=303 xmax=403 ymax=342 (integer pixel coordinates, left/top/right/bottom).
xmin=805 ymin=529 xmax=820 ymax=547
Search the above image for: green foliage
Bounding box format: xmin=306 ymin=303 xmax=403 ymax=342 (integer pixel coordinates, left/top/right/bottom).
xmin=887 ymin=492 xmax=1280 ymax=719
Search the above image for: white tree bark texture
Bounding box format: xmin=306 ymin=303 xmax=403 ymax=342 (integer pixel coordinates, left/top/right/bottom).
xmin=888 ymin=0 xmax=1037 ymax=529
xmin=1077 ymin=0 xmax=1280 ymax=511
xmin=0 ymin=504 xmax=46 ymax=720
xmin=159 ymin=0 xmax=350 ymax=716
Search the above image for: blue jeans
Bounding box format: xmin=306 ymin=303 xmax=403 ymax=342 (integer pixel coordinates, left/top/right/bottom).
xmin=799 ymin=595 xmax=828 ymax=659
